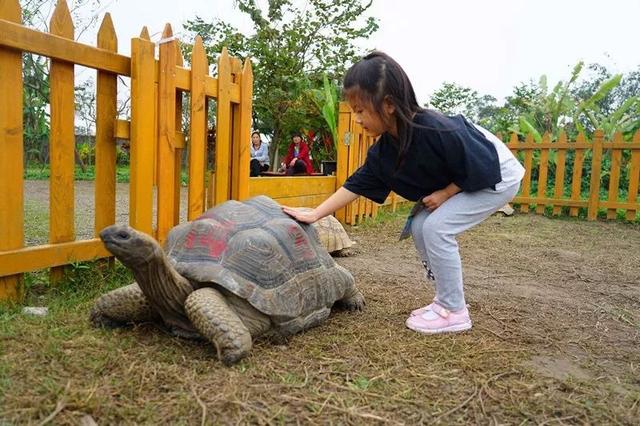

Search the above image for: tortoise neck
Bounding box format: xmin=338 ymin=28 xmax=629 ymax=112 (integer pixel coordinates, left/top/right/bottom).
xmin=132 ymin=247 xmax=194 ymax=330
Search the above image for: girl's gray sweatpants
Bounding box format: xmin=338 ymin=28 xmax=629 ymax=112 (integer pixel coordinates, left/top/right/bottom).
xmin=410 ymin=182 xmax=520 ymax=312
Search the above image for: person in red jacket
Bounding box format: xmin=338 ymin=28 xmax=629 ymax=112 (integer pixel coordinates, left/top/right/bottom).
xmin=281 ymin=133 xmax=314 ymax=175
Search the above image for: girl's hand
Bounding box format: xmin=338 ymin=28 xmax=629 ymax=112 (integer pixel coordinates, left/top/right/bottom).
xmin=289 ymin=159 xmax=297 ymax=167
xmin=422 ymin=183 xmax=462 ymax=211
xmin=422 ymin=190 xmax=450 ymax=211
xmin=282 ymin=206 xmax=318 ymax=224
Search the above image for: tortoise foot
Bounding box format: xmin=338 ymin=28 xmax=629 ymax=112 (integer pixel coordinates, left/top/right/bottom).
xmin=170 ymin=326 xmax=204 ymax=341
xmin=221 ymin=346 xmax=250 ymax=366
xmin=330 ymin=247 xmax=359 ymax=258
xmin=89 ymin=306 xmax=127 ymax=329
xmin=337 ymin=290 xmax=365 ymax=312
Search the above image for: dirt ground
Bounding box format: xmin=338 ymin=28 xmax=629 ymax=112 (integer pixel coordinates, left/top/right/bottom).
xmin=22 ymin=181 xmax=189 ymax=246
xmin=5 ymin=181 xmax=640 ymax=423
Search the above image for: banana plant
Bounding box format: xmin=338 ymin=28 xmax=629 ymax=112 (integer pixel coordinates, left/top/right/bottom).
xmin=308 ymin=74 xmax=339 ymax=150
xmin=574 ymin=74 xmax=639 ymax=140
xmin=518 ymin=61 xmax=584 ymax=141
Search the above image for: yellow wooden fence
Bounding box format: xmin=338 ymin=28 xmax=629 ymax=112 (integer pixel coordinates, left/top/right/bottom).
xmin=507 ymin=130 xmax=640 ymax=220
xmin=0 ymin=0 xmax=252 ymax=300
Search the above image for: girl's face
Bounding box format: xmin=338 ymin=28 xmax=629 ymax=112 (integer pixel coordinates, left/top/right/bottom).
xmin=251 ymin=133 xmax=260 ymax=145
xmin=347 ymin=92 xmax=396 ymax=137
xmin=292 ymin=135 xmax=302 ymax=144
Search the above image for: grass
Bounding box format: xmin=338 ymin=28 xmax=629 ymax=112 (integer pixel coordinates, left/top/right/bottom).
xmin=0 ymin=268 xmax=533 ymax=424
xmin=25 ymin=165 xmax=132 ymax=183
xmin=24 ymin=165 xmax=189 ymax=185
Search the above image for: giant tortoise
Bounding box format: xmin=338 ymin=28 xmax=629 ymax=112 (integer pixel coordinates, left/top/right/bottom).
xmin=91 ymin=195 xmax=364 ymax=365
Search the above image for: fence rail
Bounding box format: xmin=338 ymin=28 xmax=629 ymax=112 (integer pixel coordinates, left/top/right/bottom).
xmin=0 ymin=0 xmax=252 ymax=300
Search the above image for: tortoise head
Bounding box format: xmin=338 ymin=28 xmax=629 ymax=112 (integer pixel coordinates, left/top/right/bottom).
xmin=100 ymin=225 xmax=161 ymax=268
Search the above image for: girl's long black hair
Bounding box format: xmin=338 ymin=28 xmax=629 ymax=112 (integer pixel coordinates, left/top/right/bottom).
xmin=343 ymin=51 xmax=425 ymax=168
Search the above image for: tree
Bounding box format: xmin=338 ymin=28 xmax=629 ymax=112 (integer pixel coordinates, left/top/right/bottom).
xmin=20 ymin=0 xmax=106 ymax=165
xmin=182 ymin=0 xmax=378 ymax=166
xmin=426 ymin=82 xmax=498 ymax=130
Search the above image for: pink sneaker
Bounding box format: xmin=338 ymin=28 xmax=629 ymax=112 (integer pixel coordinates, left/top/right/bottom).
xmin=405 ymin=303 xmax=472 ymax=334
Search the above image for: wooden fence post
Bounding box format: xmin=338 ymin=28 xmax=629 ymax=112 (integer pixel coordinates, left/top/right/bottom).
xmin=587 ymin=130 xmax=604 ymax=220
xmin=48 ymin=0 xmax=75 ymax=284
xmin=230 ymin=58 xmax=241 ymax=201
xmin=335 ymin=102 xmax=351 ymax=223
xmin=0 ymin=0 xmax=24 ymax=300
xmin=129 ymin=27 xmax=155 ymax=235
xmin=569 ymin=133 xmax=586 ymax=217
xmin=552 ymin=132 xmax=567 ymax=216
xmin=606 ymin=133 xmax=623 ymax=219
xmin=188 ymin=36 xmax=208 ymax=220
xmin=156 ymin=23 xmax=177 ymax=242
xmin=94 ymin=13 xmax=117 ymax=235
xmin=235 ymin=59 xmax=253 ymax=201
xmin=626 ymin=130 xmax=640 ymax=221
xmin=519 ymin=133 xmax=533 ymax=213
xmin=174 ymin=43 xmax=184 ymax=225
xmin=535 ymin=133 xmax=550 ymax=214
xmin=214 ymin=48 xmax=232 ymax=205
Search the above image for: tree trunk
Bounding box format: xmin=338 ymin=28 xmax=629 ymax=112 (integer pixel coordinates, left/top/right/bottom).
xmin=74 ymin=146 xmax=87 ymax=173
xmin=269 ymin=126 xmax=282 ymax=171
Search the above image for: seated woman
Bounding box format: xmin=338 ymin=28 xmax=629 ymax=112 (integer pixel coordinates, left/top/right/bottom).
xmin=249 ymin=131 xmax=270 ymax=176
xmin=281 ymin=133 xmax=314 ymax=175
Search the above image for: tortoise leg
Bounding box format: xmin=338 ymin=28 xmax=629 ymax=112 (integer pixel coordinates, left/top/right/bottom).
xmin=336 ymin=287 xmax=366 ymax=312
xmin=184 ymin=288 xmax=252 ymax=366
xmin=90 ymin=282 xmax=160 ymax=328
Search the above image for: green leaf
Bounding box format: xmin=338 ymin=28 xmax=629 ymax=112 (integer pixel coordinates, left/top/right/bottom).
xmin=578 ymin=74 xmax=622 ymax=112
xmin=519 ymin=116 xmax=542 ymax=143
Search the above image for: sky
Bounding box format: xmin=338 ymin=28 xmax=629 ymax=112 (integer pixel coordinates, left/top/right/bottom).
xmin=73 ymin=0 xmax=640 ymax=103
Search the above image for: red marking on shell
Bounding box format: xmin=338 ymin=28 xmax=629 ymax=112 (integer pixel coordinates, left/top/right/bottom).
xmin=205 ymin=235 xmax=226 ymax=257
xmin=184 ymin=230 xmax=197 ymax=249
xmin=288 ymin=224 xmax=315 ymax=260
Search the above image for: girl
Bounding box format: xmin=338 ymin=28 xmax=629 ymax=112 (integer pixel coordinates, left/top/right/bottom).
xmin=283 ymin=51 xmax=525 ymax=335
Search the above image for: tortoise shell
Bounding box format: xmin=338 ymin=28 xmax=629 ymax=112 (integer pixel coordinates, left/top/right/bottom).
xmin=293 ymin=207 xmax=354 ymax=253
xmin=164 ymin=196 xmax=355 ymax=321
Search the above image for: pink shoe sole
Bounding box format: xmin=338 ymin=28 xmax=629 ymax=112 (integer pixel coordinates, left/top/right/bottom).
xmin=405 ymin=319 xmax=472 ymax=334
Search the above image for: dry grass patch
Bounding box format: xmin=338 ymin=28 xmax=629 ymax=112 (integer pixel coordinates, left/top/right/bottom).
xmin=1 ymin=211 xmax=639 ymax=424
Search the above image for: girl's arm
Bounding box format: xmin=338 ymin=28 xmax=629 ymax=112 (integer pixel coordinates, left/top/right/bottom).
xmin=283 ymin=187 xmax=359 ymax=223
